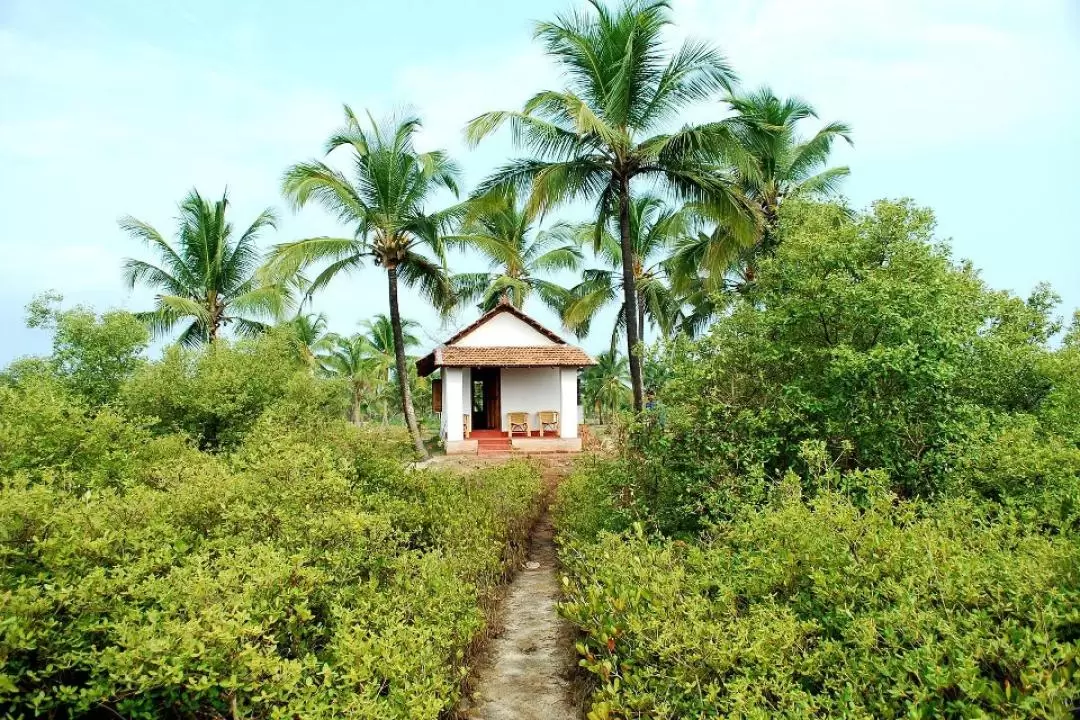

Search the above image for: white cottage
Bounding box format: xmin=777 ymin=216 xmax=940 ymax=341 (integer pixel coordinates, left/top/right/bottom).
xmin=416 ymin=302 xmax=596 ymax=454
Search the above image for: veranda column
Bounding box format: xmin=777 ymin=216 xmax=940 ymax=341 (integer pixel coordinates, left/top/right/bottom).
xmin=559 ymin=367 xmax=578 ymax=439
xmin=443 ymin=367 xmax=464 ymax=442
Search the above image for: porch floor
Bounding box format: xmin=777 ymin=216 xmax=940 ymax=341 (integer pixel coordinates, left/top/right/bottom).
xmin=468 ymin=429 xmax=569 ymax=455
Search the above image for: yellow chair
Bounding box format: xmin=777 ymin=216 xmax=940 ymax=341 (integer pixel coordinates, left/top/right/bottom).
xmin=507 ymin=412 xmax=531 ymax=438
xmin=463 ymin=413 xmax=472 ymax=439
xmin=538 ymin=410 xmax=560 ymax=437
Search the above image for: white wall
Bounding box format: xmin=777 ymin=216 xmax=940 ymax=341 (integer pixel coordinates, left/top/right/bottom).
xmin=559 ymin=368 xmax=578 ymax=438
xmin=499 ymin=367 xmax=563 ymax=433
xmin=443 ymin=367 xmax=464 ymax=441
xmin=460 ymin=366 xmax=471 ymax=432
xmin=455 ymin=312 xmax=557 ymax=347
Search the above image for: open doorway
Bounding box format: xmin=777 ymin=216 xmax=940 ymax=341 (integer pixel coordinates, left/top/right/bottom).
xmin=470 ymin=368 xmax=501 ymax=431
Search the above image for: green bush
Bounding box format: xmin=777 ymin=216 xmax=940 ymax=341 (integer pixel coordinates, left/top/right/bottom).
xmin=951 ymin=413 xmax=1080 ymax=531
xmin=119 ymin=330 xmax=349 ymax=450
xmin=632 ymin=200 xmax=1074 ymax=533
xmin=558 ymin=482 xmax=1080 ymax=719
xmin=19 ymin=292 xmax=150 ymax=407
xmin=0 ymin=372 xmax=173 ymax=492
xmin=0 ymin=372 xmax=542 ymax=718
xmin=552 ymin=458 xmax=636 ymax=541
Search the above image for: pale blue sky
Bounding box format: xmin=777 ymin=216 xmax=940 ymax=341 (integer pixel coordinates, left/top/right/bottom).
xmin=1 ymin=0 xmax=1078 ymax=363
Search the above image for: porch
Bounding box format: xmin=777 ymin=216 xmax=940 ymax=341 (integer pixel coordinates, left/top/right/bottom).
xmin=440 ymin=365 xmax=582 ymax=454
xmin=459 ymin=429 xmax=584 ymax=456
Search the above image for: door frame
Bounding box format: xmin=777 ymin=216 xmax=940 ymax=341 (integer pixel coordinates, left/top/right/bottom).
xmin=470 ymin=367 xmax=501 ymax=431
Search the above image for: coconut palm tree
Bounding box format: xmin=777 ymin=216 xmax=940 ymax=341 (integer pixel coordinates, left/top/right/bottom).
xmin=360 ymin=313 xmax=420 ymax=380
xmin=120 ymin=189 xmax=288 ymax=346
xmin=285 ymin=312 xmax=334 ymax=369
xmin=265 ymin=108 xmax=461 ymax=458
xmin=670 ymin=88 xmax=852 ymax=295
xmin=562 ymin=195 xmax=684 ymax=348
xmin=581 ymin=349 xmax=631 ymax=425
xmin=465 ymin=0 xmax=757 ymax=412
xmin=320 ymin=333 xmax=378 ymax=426
xmin=448 ymin=188 xmax=582 ymax=313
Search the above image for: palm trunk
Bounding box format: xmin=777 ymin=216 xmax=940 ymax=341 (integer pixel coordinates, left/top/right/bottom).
xmin=350 ymin=385 xmax=363 ymax=426
xmin=387 ymin=265 xmax=429 ymax=459
xmin=207 ymin=292 xmax=221 ymax=343
xmin=617 ymin=176 xmax=644 ymax=412
xmin=637 ymin=299 xmax=646 ymax=348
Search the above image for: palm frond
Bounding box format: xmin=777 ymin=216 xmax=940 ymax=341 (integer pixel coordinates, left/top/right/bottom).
xmin=264 ymin=236 xmax=364 ymax=282
xmin=281 ymin=160 xmax=367 ymax=223
xmin=396 ymin=251 xmax=454 ymax=316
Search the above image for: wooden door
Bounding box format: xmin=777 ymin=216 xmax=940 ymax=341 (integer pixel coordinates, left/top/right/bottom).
xmin=484 ymin=369 xmax=501 ymax=431
xmin=470 ymin=368 xmax=501 ymax=431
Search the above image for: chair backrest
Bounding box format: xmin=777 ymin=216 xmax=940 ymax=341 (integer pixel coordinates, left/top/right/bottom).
xmin=508 ymin=411 xmax=529 ymax=426
xmin=538 ymin=410 xmax=559 ymax=424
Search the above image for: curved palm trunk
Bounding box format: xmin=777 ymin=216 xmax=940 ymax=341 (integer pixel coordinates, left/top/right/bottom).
xmin=617 ymin=177 xmax=644 ymax=412
xmin=387 ymin=266 xmax=429 ymax=459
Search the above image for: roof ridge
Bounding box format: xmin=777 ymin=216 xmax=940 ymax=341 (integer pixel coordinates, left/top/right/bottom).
xmin=440 ymin=304 xmax=567 ymax=348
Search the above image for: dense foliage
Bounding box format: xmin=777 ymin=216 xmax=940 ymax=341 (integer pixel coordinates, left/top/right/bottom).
xmin=632 ymin=199 xmax=1079 ymax=533
xmin=558 ymin=477 xmax=1080 ymax=719
xmin=0 ymin=331 xmax=543 ymax=719
xmin=554 ymin=198 xmax=1080 ymax=718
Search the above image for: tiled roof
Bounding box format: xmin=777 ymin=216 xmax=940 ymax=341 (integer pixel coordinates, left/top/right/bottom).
xmin=433 ymin=345 xmax=596 ymax=369
xmin=416 ymin=302 xmax=595 ymax=376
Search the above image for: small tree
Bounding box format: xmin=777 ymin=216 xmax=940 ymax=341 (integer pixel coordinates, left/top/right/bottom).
xmin=448 ymin=188 xmax=581 ymax=313
xmin=23 ymin=292 xmax=149 ymax=406
xmin=581 ymin=349 xmax=631 ymax=424
xmin=562 ymin=195 xmax=685 ymax=348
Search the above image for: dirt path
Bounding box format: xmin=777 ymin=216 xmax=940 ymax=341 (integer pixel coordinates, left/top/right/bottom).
xmin=460 ymin=463 xmax=579 ymax=719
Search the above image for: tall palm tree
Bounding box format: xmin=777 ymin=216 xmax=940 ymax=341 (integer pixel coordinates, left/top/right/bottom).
xmin=671 ymin=88 xmax=852 ymax=294
xmin=465 ymin=0 xmax=757 ymax=412
xmin=121 ymin=189 xmax=287 ymax=346
xmin=581 ymin=349 xmax=631 ymax=425
xmin=562 ymin=195 xmax=684 ymax=348
xmin=266 ymin=108 xmax=461 ymax=458
xmin=448 ymin=188 xmax=582 ymax=313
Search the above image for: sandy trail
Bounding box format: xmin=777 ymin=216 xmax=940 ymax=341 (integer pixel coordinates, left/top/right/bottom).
xmin=461 ymin=461 xmax=579 ymax=719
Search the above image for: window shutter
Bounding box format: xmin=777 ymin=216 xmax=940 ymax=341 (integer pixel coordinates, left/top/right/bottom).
xmin=432 ymin=378 xmax=442 ymax=413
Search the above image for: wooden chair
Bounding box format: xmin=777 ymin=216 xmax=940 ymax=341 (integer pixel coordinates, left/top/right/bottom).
xmin=538 ymin=410 xmax=560 ymax=437
xmin=507 ymin=412 xmax=531 ymax=438
xmin=463 ymin=414 xmax=472 ymax=439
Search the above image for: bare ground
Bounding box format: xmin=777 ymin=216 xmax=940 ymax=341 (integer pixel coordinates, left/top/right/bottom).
xmin=458 ymin=458 xmax=580 ymax=720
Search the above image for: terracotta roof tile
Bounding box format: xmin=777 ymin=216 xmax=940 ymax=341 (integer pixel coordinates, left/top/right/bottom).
xmin=416 ymin=304 xmax=595 ymax=376
xmin=434 ymin=345 xmax=595 ymax=369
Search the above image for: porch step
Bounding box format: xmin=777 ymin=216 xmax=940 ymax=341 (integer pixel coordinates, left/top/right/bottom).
xmin=476 ymin=439 xmax=512 ymax=454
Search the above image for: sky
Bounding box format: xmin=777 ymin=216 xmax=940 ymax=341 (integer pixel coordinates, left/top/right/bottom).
xmin=1 ymin=0 xmax=1078 ymax=364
